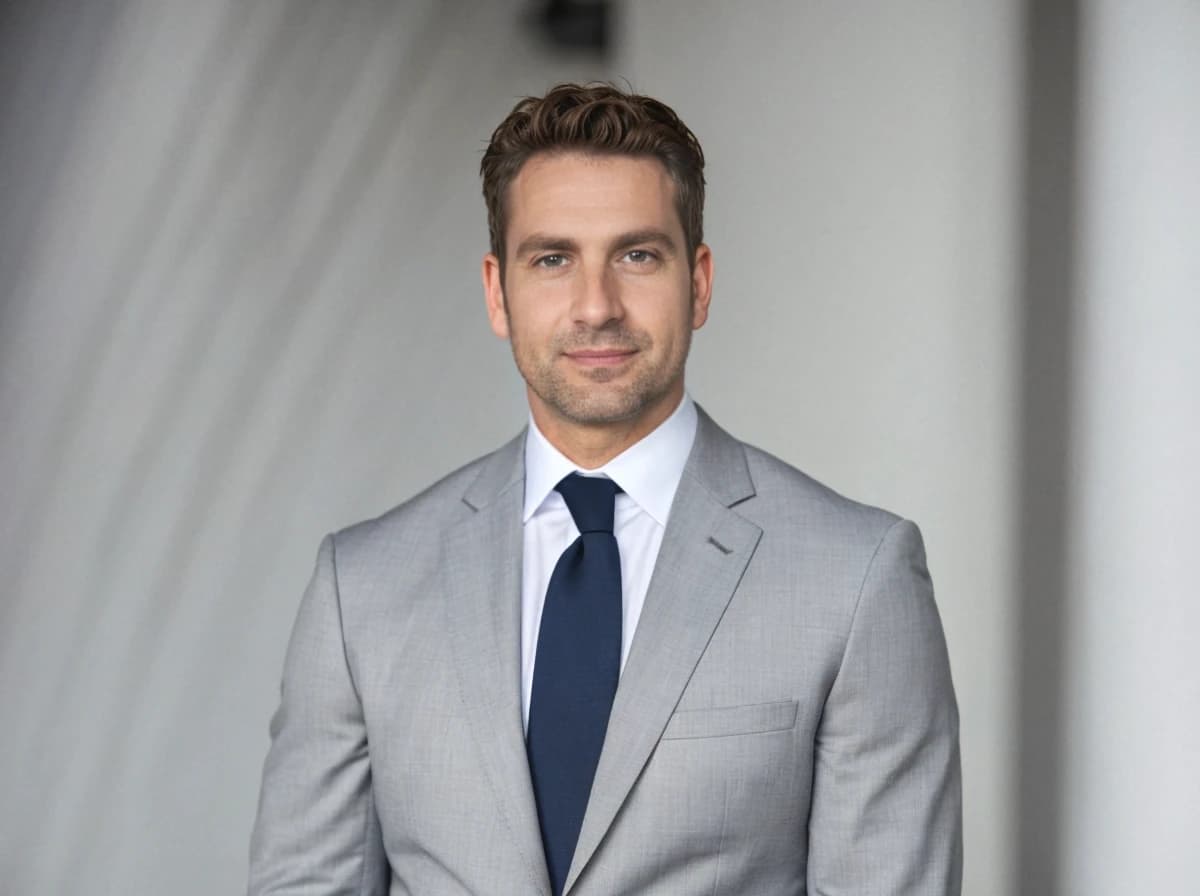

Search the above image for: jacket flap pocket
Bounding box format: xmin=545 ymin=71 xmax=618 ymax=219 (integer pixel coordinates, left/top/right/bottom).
xmin=660 ymin=699 xmax=798 ymax=740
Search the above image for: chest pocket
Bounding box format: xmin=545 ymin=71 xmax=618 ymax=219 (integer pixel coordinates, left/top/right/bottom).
xmin=660 ymin=699 xmax=798 ymax=740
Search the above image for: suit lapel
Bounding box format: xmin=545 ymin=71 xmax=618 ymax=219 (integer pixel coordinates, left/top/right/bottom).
xmin=442 ymin=433 xmax=552 ymax=896
xmin=564 ymin=409 xmax=763 ymax=893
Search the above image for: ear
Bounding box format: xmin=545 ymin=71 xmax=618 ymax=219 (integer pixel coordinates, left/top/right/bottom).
xmin=690 ymin=243 xmax=714 ymax=330
xmin=482 ymin=252 xmax=510 ymax=339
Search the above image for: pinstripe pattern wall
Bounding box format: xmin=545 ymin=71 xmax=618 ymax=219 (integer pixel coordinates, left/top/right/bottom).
xmin=0 ymin=2 xmax=608 ymax=891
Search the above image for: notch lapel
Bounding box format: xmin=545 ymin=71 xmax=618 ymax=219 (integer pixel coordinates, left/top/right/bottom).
xmin=564 ymin=410 xmax=763 ymax=893
xmin=442 ymin=434 xmax=552 ymax=896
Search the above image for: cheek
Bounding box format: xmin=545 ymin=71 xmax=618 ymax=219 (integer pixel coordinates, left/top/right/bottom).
xmin=506 ymin=299 xmax=561 ymax=350
xmin=653 ymin=293 xmax=699 ymax=343
xmin=509 ymin=276 xmax=569 ymax=316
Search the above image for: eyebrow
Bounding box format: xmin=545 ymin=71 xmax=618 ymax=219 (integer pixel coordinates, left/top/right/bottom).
xmin=611 ymin=229 xmax=678 ymax=256
xmin=513 ymin=229 xmax=679 ymax=260
xmin=514 ymin=234 xmax=578 ymax=258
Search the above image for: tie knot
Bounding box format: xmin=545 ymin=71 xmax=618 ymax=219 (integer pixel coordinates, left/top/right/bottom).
xmin=555 ymin=473 xmax=619 ymax=534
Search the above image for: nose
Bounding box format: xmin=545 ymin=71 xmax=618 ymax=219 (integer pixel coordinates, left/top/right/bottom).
xmin=571 ymin=264 xmax=624 ymax=329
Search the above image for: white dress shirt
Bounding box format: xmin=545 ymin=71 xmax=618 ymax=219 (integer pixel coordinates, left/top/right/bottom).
xmin=520 ymin=394 xmax=699 ymax=730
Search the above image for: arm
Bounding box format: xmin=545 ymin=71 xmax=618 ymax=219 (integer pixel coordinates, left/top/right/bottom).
xmin=807 ymin=519 xmax=962 ymax=894
xmin=248 ymin=534 xmax=388 ymax=895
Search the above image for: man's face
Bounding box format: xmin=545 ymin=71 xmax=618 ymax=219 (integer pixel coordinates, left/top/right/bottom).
xmin=483 ymin=152 xmax=713 ymax=436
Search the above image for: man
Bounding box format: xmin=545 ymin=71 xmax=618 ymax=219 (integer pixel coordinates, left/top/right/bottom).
xmin=248 ymin=83 xmax=961 ymax=895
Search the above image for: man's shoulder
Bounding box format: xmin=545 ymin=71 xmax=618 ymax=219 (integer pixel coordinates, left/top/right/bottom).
xmin=732 ymin=436 xmax=907 ymax=551
xmin=330 ymin=431 xmax=523 ymax=556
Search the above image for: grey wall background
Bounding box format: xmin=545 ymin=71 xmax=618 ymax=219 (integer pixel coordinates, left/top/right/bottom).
xmin=0 ymin=1 xmax=1196 ymax=894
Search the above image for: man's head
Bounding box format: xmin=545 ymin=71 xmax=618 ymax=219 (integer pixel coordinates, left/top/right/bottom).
xmin=479 ymin=83 xmax=714 ymax=456
xmin=481 ymin=82 xmax=706 ymax=271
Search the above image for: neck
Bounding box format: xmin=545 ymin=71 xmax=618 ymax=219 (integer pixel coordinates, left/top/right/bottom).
xmin=529 ymin=386 xmax=684 ymax=470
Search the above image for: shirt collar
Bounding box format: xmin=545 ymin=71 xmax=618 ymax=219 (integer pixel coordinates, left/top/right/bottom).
xmin=522 ymin=393 xmax=698 ymax=526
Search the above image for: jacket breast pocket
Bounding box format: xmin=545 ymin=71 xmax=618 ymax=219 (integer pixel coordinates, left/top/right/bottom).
xmin=660 ymin=699 xmax=798 ymax=740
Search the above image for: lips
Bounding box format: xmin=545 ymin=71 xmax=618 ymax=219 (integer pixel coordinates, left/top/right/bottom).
xmin=564 ymin=349 xmax=637 ymax=367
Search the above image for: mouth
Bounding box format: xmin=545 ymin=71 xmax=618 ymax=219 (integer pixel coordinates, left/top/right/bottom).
xmin=563 ymin=348 xmax=638 ymax=368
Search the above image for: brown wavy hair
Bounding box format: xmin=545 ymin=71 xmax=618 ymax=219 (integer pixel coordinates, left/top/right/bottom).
xmin=480 ymin=82 xmax=706 ymax=267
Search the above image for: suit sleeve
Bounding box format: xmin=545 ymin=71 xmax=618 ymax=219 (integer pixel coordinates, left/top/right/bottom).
xmin=247 ymin=534 xmax=389 ymax=895
xmin=806 ymin=519 xmax=963 ymax=895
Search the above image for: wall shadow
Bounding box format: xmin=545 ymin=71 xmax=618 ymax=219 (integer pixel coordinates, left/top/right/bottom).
xmin=1015 ymin=1 xmax=1079 ymax=892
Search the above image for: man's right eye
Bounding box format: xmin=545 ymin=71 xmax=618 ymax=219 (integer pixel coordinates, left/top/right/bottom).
xmin=535 ymin=254 xmax=567 ymax=268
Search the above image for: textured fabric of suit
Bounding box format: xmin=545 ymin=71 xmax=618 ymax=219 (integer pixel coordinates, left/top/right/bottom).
xmin=247 ymin=407 xmax=962 ymax=895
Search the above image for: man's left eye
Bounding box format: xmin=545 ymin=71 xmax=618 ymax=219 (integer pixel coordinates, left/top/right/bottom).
xmin=625 ymin=250 xmax=655 ymax=263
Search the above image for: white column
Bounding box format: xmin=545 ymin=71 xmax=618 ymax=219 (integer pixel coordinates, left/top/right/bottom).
xmin=1063 ymin=2 xmax=1200 ymax=892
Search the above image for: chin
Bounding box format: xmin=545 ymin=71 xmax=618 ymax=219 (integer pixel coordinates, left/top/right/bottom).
xmin=554 ymin=384 xmax=671 ymax=427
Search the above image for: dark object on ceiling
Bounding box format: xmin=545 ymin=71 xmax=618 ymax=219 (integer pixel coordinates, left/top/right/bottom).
xmin=533 ymin=1 xmax=611 ymax=54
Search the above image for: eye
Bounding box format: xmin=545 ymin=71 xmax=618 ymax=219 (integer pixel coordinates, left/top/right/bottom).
xmin=624 ymin=249 xmax=657 ymax=264
xmin=535 ymin=253 xmax=568 ymax=268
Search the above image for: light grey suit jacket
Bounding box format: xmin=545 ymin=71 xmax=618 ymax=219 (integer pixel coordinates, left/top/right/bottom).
xmin=248 ymin=408 xmax=961 ymax=895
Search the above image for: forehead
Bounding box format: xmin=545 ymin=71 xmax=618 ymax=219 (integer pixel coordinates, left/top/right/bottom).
xmin=505 ymin=152 xmax=681 ymax=245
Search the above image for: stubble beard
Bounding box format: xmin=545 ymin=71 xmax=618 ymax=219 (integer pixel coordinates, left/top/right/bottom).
xmin=510 ymin=322 xmax=690 ymax=427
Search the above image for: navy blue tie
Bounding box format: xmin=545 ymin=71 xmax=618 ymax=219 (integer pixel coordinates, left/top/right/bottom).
xmin=526 ymin=473 xmax=623 ymax=895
